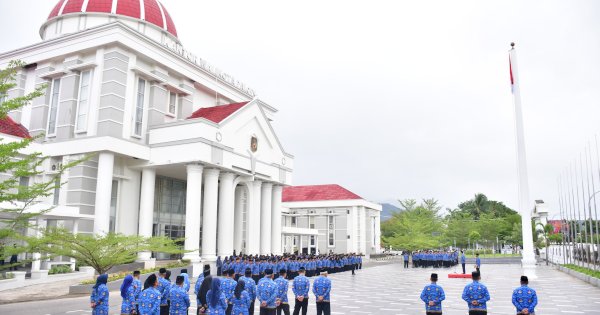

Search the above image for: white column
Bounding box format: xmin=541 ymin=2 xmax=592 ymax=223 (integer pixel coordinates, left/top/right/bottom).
xmin=93 ymin=152 xmax=114 ymax=234
xmin=260 ymin=183 xmax=273 ymax=255
xmin=217 ymin=172 xmax=235 ymax=257
xmin=359 ymin=206 xmax=366 ymax=255
xmin=375 ymin=215 xmax=381 ymax=254
xmin=233 ymin=186 xmax=245 ymax=253
xmin=246 ymin=180 xmax=262 ymax=254
xmin=137 ymin=167 xmax=156 ymax=261
xmin=183 ymin=164 xmax=203 ymax=262
xmin=31 ymin=218 xmax=46 ymax=272
xmin=270 ymin=185 xmax=283 ymax=255
xmin=299 ymin=235 xmax=303 ymax=254
xmin=70 ymin=219 xmax=79 ymax=269
xmin=201 ymin=169 xmax=220 ymax=261
xmin=315 ymin=235 xmax=319 ymax=255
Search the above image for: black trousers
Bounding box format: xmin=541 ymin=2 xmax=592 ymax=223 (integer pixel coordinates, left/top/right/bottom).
xmin=316 ymin=302 xmax=330 ymax=315
xmin=226 ymin=304 xmax=233 ymax=315
xmin=249 ymin=300 xmax=255 ymax=315
xmin=260 ymin=307 xmax=276 ymax=315
xmin=160 ymin=304 xmax=169 ymax=315
xmin=404 ymin=261 xmax=409 ymax=268
xmin=462 ymin=263 xmax=466 ymax=274
xmin=276 ymin=303 xmax=290 ymax=315
xmin=476 ymin=267 xmax=480 ymax=275
xmin=469 ymin=310 xmax=487 ymax=315
xmin=292 ymin=298 xmax=308 ymax=315
xmin=426 ymin=312 xmax=442 ymax=315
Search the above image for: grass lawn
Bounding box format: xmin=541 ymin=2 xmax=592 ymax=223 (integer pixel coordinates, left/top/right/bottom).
xmin=563 ymin=264 xmax=600 ymax=279
xmin=465 ymin=253 xmax=522 ymax=258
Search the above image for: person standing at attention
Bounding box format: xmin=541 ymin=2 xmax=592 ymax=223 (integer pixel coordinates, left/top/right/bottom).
xmin=462 ymin=272 xmax=490 ymax=315
xmin=90 ymin=274 xmax=109 ymax=315
xmin=257 ymin=269 xmax=278 ymax=315
xmin=461 ymin=251 xmax=466 ymax=274
xmin=511 ymin=276 xmax=538 ymax=315
xmin=312 ymin=271 xmax=331 ymax=315
xmin=169 ymin=275 xmax=190 ymax=315
xmin=275 ymin=269 xmax=290 ymax=315
xmin=420 ymin=273 xmax=445 ymax=315
xmin=120 ymin=275 xmax=136 ymax=315
xmin=240 ymin=268 xmax=257 ymax=315
xmin=403 ymin=252 xmax=410 ymax=269
xmin=475 ymin=254 xmax=481 ymax=275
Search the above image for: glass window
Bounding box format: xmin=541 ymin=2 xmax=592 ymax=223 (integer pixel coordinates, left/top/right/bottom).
xmin=109 ymin=180 xmax=118 ymax=233
xmin=75 ymin=70 xmax=93 ymax=132
xmin=133 ymin=78 xmax=145 ymax=137
xmin=53 ymin=177 xmax=60 ymax=205
xmin=168 ymin=92 xmax=177 ymax=115
xmin=47 ymin=78 xmax=61 ymax=136
xmin=328 ymin=215 xmax=335 ymax=247
xmin=153 ymin=176 xmax=186 ymax=260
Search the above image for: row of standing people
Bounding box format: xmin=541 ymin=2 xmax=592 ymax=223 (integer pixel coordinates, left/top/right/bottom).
xmin=196 ymin=265 xmax=332 ymax=315
xmin=420 ymin=271 xmax=538 ymax=315
xmin=403 ymin=250 xmax=482 ymax=275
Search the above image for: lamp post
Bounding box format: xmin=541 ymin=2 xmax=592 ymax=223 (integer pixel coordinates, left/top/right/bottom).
xmin=587 ymin=190 xmax=600 ymax=270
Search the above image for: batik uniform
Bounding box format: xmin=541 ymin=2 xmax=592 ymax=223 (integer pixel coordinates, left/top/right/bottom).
xmin=194 ymin=274 xmax=205 ymax=308
xmin=139 ymin=287 xmax=162 ymax=315
xmin=206 ymin=290 xmax=228 ymax=315
xmin=240 ymin=276 xmax=257 ymax=301
xmin=231 ymin=291 xmax=251 ymax=315
xmin=257 ymin=277 xmax=278 ymax=309
xmin=312 ymin=276 xmax=331 ymax=302
xmin=420 ymin=283 xmax=445 ymax=313
xmin=133 ymin=279 xmax=143 ymax=306
xmin=512 ymin=285 xmax=537 ymax=315
xmin=91 ymin=284 xmax=109 ymax=315
xmin=274 ymin=277 xmax=289 ymax=304
xmin=158 ymin=277 xmax=171 ymax=306
xmin=292 ymin=275 xmax=309 ymax=298
xmin=121 ymin=285 xmax=136 ymax=314
xmin=169 ymin=285 xmax=190 ymax=315
xmin=462 ymin=281 xmax=490 ymax=312
xmin=221 ymin=278 xmax=237 ymax=303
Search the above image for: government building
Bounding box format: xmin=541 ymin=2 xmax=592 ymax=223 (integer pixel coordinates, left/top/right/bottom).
xmin=0 ymin=0 xmax=381 ymax=275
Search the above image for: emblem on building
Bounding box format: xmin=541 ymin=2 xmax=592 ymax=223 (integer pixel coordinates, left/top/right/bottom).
xmin=251 ymin=136 xmax=258 ymax=153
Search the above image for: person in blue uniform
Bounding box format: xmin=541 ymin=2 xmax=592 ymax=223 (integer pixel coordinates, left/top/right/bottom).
xmin=231 ymin=281 xmax=251 ymax=315
xmin=90 ymin=274 xmax=109 ymax=315
xmin=222 ymin=269 xmax=237 ymax=315
xmin=133 ymin=270 xmax=143 ymax=313
xmin=217 ymin=256 xmax=223 ymax=277
xmin=475 ymin=254 xmax=481 ymax=275
xmin=420 ymin=273 xmax=445 ymax=315
xmin=403 ymin=252 xmax=410 ymax=268
xmin=169 ymin=275 xmax=190 ymax=315
xmin=312 ymin=271 xmax=331 ymax=315
xmin=240 ymin=268 xmax=257 ymax=315
xmin=274 ymin=269 xmax=289 ymax=315
xmin=140 ymin=274 xmax=162 ymax=315
xmin=195 ymin=265 xmax=211 ymax=313
xmin=461 ymin=251 xmax=466 ymax=274
xmin=462 ymin=272 xmax=490 ymax=315
xmin=207 ymin=278 xmax=228 ymax=315
xmin=180 ymin=269 xmax=191 ymax=293
xmin=121 ymin=274 xmax=136 ymax=315
xmin=158 ymin=268 xmax=171 ymax=315
xmin=511 ymin=276 xmax=537 ymax=315
xmin=251 ymin=260 xmax=261 ymax=283
xmin=257 ymin=269 xmax=278 ymax=315
xmin=292 ymin=267 xmax=309 ymax=315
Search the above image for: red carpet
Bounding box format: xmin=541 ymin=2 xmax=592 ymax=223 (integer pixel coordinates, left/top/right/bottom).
xmin=448 ymin=273 xmax=471 ymax=278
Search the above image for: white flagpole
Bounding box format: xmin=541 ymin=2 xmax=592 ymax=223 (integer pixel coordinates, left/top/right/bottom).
xmin=509 ymin=43 xmax=537 ymax=268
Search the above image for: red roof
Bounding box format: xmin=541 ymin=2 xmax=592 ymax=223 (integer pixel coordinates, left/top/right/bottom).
xmin=282 ymin=184 xmax=363 ymax=202
xmin=187 ymin=102 xmax=249 ymax=123
xmin=46 ymin=0 xmax=178 ymax=38
xmin=0 ymin=116 xmax=31 ymax=138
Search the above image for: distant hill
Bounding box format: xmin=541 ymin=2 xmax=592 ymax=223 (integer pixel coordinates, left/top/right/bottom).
xmin=380 ymin=203 xmax=401 ymax=221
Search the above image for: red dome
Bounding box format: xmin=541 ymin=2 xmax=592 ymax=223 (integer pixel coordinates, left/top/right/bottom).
xmin=47 ymin=0 xmax=177 ymax=37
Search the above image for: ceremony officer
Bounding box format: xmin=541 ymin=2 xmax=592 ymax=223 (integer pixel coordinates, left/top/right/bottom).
xmin=169 ymin=276 xmax=190 ymax=315
xmin=461 ymin=272 xmax=490 ymax=315
xmin=512 ymin=276 xmax=537 ymax=315
xmin=420 ymin=273 xmax=445 ymax=315
xmin=292 ymin=267 xmax=310 ymax=315
xmin=312 ymin=271 xmax=331 ymax=315
xmin=403 ymin=252 xmax=410 ymax=268
xmin=90 ymin=274 xmax=109 ymax=315
xmin=257 ymin=269 xmax=279 ymax=315
xmin=475 ymin=254 xmax=481 ymax=275
xmin=461 ymin=251 xmax=466 ymax=274
xmin=275 ymin=269 xmax=290 ymax=315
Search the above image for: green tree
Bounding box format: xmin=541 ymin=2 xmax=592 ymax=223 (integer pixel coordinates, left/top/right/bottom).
xmin=0 ymin=61 xmax=80 ymax=271
xmin=35 ymin=228 xmax=186 ymax=275
xmin=381 ymin=199 xmax=444 ymax=250
xmin=535 ymin=222 xmax=555 ymax=266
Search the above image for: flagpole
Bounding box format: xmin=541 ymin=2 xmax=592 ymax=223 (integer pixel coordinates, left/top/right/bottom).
xmin=509 ymin=43 xmax=536 ymax=269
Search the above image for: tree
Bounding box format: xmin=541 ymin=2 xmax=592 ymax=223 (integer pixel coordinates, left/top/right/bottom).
xmin=382 ymin=199 xmax=444 ymax=250
xmin=35 ymin=228 xmax=186 ymax=275
xmin=535 ymin=222 xmax=554 ymax=266
xmin=0 ymin=60 xmax=80 ymax=271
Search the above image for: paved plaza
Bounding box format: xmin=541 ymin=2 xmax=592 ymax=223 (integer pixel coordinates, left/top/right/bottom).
xmin=1 ymin=260 xmax=599 ymax=315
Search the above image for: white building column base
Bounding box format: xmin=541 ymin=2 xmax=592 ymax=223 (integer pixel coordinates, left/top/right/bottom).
xmin=30 ymin=270 xmax=49 ymax=280
xmin=135 ymin=258 xmax=156 ymax=270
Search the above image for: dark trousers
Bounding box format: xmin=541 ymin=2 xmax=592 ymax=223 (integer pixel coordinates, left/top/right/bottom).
xmin=316 ymin=302 xmax=330 ymax=315
xmin=476 ymin=267 xmax=480 ymax=275
xmin=276 ymin=303 xmax=290 ymax=315
xmin=160 ymin=304 xmax=169 ymax=315
xmin=293 ymin=298 xmax=308 ymax=315
xmin=217 ymin=267 xmax=222 ymax=276
xmin=226 ymin=304 xmax=233 ymax=315
xmin=249 ymin=300 xmax=255 ymax=315
xmin=260 ymin=307 xmax=276 ymax=315
xmin=469 ymin=311 xmax=487 ymax=315
xmin=404 ymin=261 xmax=409 ymax=268
xmin=426 ymin=312 xmax=442 ymax=315
xmin=462 ymin=263 xmax=466 ymax=274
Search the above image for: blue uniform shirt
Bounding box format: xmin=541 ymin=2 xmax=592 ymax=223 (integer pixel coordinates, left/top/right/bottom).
xmin=257 ymin=277 xmax=278 ymax=308
xmin=274 ymin=277 xmax=289 ymax=303
xmin=206 ymin=290 xmax=228 ymax=315
xmin=420 ymin=283 xmax=445 ymax=313
xmin=240 ymin=276 xmax=257 ymax=301
xmin=461 ymin=254 xmax=466 ymax=264
xmin=90 ymin=284 xmax=109 ymax=315
xmin=169 ymin=285 xmax=190 ymax=315
xmin=231 ymin=291 xmax=251 ymax=315
xmin=476 ymin=257 xmax=481 ymax=267
xmin=133 ymin=279 xmax=142 ymax=304
xmin=403 ymin=253 xmax=409 ymax=261
xmin=292 ymin=275 xmax=310 ymax=298
xmin=139 ymin=287 xmax=162 ymax=315
xmin=194 ymin=274 xmax=205 ymax=306
xmin=180 ymin=273 xmax=190 ymax=292
xmin=512 ymin=285 xmax=537 ymax=314
xmin=121 ymin=285 xmax=136 ymax=314
xmin=221 ymin=278 xmax=237 ymax=303
xmin=462 ymin=281 xmax=490 ymax=311
xmin=312 ymin=276 xmax=331 ymax=302
xmin=158 ymin=277 xmax=171 ymax=305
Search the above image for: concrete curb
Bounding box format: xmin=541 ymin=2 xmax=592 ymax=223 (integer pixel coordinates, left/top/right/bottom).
xmin=556 ymin=265 xmax=600 ymax=288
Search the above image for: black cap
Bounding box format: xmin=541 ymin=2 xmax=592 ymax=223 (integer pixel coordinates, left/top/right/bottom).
xmin=176 ymin=275 xmax=184 ymax=284
xmin=181 ymin=269 xmax=188 ymax=274
xmin=227 ymin=269 xmax=235 ymax=276
xmin=203 ymin=264 xmax=211 ymax=271
xmin=520 ymin=276 xmax=528 ymax=282
xmin=279 ymin=269 xmax=287 ymax=275
xmin=245 ymin=268 xmax=252 ymax=276
xmin=133 ymin=270 xmax=141 ymax=276
xmin=431 ymin=273 xmax=438 ymax=280
xmin=159 ymin=268 xmax=167 ymax=274
xmin=299 ymin=267 xmax=306 ymax=272
xmin=265 ymin=269 xmax=273 ymax=275
xmin=472 ymin=271 xmax=480 ymax=279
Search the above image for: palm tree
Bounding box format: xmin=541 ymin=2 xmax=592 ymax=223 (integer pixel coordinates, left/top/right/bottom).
xmin=535 ymin=222 xmax=554 ymax=265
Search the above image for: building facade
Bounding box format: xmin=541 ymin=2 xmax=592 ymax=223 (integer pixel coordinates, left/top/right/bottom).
xmin=0 ymin=0 xmax=294 ymax=270
xmin=282 ymin=184 xmax=382 ymax=257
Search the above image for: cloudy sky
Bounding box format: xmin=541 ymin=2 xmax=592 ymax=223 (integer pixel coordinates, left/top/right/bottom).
xmin=1 ymin=0 xmax=599 ymax=216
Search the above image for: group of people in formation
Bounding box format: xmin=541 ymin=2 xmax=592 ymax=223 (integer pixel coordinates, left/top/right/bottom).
xmin=403 ymin=250 xmax=482 ymax=275
xmin=89 ymin=253 xmax=362 ymax=315
xmin=419 ymin=271 xmax=538 ymax=315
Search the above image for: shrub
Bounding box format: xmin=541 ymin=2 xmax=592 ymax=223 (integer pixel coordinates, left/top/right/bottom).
xmin=0 ymin=272 xmax=14 ymax=280
xmin=48 ymin=265 xmax=73 ymax=275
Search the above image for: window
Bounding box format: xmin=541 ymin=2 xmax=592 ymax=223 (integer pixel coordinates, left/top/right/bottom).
xmin=310 ymin=236 xmax=315 ymax=246
xmin=291 ymin=216 xmax=296 ymax=226
xmin=168 ymin=91 xmax=177 ymax=116
xmin=52 ymin=177 xmax=60 ymax=205
xmin=47 ymin=78 xmax=61 ymax=136
xmin=133 ymin=78 xmax=146 ymax=137
xmin=328 ymin=215 xmax=335 ymax=247
xmin=75 ymin=70 xmax=93 ymax=132
xmin=109 ymin=180 xmax=118 ymax=233
xmin=18 ymin=177 xmax=29 ymax=201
